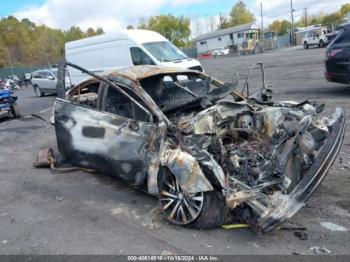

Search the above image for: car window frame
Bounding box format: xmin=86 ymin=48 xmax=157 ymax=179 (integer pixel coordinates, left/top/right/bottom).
xmin=47 ymin=70 xmax=56 ymax=79
xmin=100 ymin=82 xmax=154 ymax=123
xmin=33 ymin=71 xmax=44 ymax=79
xmin=42 ymin=70 xmax=54 ymax=79
xmin=57 ymin=61 xmax=155 ymax=123
xmin=67 ymin=80 xmax=104 ymax=110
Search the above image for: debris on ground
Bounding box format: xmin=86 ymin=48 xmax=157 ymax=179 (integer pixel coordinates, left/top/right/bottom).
xmin=320 ymin=222 xmax=348 ymax=232
xmin=222 ymin=224 xmax=250 ymax=229
xmin=294 ymin=231 xmax=308 ymax=240
xmin=280 ymin=227 xmax=307 ymax=231
xmin=55 ymin=196 xmax=64 ymax=201
xmin=310 ymin=246 xmax=331 ymax=254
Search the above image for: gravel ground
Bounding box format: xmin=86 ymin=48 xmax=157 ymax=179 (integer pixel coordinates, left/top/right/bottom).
xmin=0 ymin=46 xmax=349 ymax=255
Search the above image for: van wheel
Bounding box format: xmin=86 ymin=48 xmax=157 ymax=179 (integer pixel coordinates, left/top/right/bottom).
xmin=11 ymin=103 xmax=21 ymax=118
xmin=319 ymin=40 xmax=324 ymax=48
xmin=34 ymin=85 xmax=44 ymax=97
xmin=158 ymin=167 xmax=228 ymax=229
xmin=303 ymin=42 xmax=309 ymax=49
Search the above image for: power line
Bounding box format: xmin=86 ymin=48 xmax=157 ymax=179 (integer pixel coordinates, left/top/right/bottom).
xmin=290 ymin=0 xmax=294 ymax=46
xmin=304 ymin=8 xmax=308 ymax=27
xmin=260 ymin=2 xmax=264 ymax=30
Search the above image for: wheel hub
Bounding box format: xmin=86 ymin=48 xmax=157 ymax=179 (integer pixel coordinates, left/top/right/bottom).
xmin=160 ymin=170 xmax=204 ymax=225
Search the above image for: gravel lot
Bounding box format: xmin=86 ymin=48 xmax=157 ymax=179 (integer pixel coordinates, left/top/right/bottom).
xmin=0 ymin=46 xmax=349 ymax=255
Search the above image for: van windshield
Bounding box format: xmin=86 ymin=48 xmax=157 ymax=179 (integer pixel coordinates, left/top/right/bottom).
xmin=142 ymin=41 xmax=188 ymax=62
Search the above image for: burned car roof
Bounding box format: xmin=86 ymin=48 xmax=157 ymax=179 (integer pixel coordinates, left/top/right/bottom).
xmin=108 ymin=65 xmax=208 ymax=82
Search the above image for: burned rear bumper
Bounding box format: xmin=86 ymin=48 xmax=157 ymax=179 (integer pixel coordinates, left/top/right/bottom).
xmin=256 ymin=107 xmax=346 ymax=233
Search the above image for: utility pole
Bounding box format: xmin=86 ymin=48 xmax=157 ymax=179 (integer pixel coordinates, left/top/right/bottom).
xmin=219 ymin=12 xmax=223 ymax=29
xmin=290 ymin=0 xmax=295 ymax=46
xmin=260 ymin=2 xmax=264 ymax=31
xmin=304 ymin=8 xmax=307 ymax=28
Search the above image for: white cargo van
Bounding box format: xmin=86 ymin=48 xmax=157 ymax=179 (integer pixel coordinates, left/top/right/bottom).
xmin=65 ymin=29 xmax=203 ymax=84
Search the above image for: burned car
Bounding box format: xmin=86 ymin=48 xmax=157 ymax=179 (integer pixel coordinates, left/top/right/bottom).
xmin=53 ymin=61 xmax=345 ymax=233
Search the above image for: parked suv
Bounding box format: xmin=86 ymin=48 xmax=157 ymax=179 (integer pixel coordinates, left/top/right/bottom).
xmin=212 ymin=47 xmax=230 ymax=57
xmin=303 ymin=27 xmax=332 ymax=49
xmin=325 ymin=23 xmax=350 ymax=84
xmin=31 ymin=69 xmax=71 ymax=97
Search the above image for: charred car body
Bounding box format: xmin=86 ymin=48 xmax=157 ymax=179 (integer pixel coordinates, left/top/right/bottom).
xmin=53 ymin=61 xmax=345 ymax=233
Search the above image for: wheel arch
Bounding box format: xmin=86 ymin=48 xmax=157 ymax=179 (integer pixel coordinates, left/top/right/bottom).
xmin=147 ymin=147 xmax=227 ymax=195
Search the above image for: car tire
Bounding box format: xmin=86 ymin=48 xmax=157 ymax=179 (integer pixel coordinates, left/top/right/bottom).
xmin=158 ymin=167 xmax=228 ymax=229
xmin=11 ymin=103 xmax=21 ymax=118
xmin=34 ymin=85 xmax=44 ymax=97
xmin=319 ymin=40 xmax=324 ymax=48
xmin=303 ymin=42 xmax=309 ymax=49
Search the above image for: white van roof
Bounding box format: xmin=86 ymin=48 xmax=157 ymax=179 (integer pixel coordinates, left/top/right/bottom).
xmin=65 ymin=29 xmax=168 ymax=50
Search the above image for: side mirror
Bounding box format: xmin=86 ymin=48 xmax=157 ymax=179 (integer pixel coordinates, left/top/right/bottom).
xmin=47 ymin=75 xmax=55 ymax=80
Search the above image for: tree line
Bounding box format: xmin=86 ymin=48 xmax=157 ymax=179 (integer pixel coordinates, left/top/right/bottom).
xmin=1 ymin=1 xmax=349 ymax=68
xmin=0 ymin=16 xmax=104 ymax=68
xmin=268 ymin=3 xmax=350 ymax=36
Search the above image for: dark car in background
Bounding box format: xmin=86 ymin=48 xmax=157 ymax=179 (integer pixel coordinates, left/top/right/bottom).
xmin=325 ymin=23 xmax=350 ymax=85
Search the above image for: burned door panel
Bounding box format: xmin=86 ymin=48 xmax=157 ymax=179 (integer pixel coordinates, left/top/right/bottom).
xmin=54 ymin=99 xmax=160 ymax=184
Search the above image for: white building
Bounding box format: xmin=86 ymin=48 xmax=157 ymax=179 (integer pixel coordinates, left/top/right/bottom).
xmin=193 ymin=22 xmax=259 ymax=54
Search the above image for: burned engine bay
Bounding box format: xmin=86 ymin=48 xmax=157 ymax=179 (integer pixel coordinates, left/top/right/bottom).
xmin=177 ymin=100 xmax=325 ymax=191
xmin=167 ymin=97 xmax=344 ymax=232
xmin=53 ymin=61 xmax=345 ymax=233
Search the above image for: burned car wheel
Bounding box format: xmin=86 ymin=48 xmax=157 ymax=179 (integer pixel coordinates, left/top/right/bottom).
xmin=158 ymin=168 xmax=226 ymax=229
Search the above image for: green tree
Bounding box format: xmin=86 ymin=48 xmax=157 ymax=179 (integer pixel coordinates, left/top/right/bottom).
xmin=268 ymin=20 xmax=291 ymax=36
xmin=308 ymin=16 xmax=322 ymax=26
xmin=96 ymin=27 xmax=104 ymax=35
xmin=218 ymin=17 xmax=231 ymax=30
xmin=0 ymin=43 xmax=7 ymax=68
xmin=0 ymin=16 xmax=32 ymax=66
xmin=86 ymin=27 xmax=96 ymax=37
xmin=139 ymin=15 xmax=191 ymax=47
xmin=340 ymin=3 xmax=350 ymax=16
xmin=21 ymin=18 xmax=35 ymax=29
xmin=0 ymin=16 xmax=105 ymax=67
xmin=322 ymin=12 xmax=344 ymax=28
xmin=127 ymin=25 xmax=134 ymax=29
xmin=229 ymin=1 xmax=255 ymax=27
xmin=65 ymin=26 xmax=85 ymax=42
xmin=295 ymin=15 xmax=308 ymax=28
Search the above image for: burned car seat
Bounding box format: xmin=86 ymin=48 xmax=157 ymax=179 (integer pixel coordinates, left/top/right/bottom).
xmin=105 ymin=86 xmax=149 ymax=122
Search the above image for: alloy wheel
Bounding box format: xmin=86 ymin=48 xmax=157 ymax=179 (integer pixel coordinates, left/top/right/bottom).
xmin=160 ymin=171 xmax=204 ymax=225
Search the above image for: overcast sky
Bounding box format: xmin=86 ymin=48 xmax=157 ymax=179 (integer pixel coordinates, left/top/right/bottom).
xmin=1 ymin=0 xmax=349 ymax=38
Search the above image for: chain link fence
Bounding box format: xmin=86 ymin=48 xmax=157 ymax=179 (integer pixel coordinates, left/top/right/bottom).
xmin=0 ymin=65 xmax=52 ymax=80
